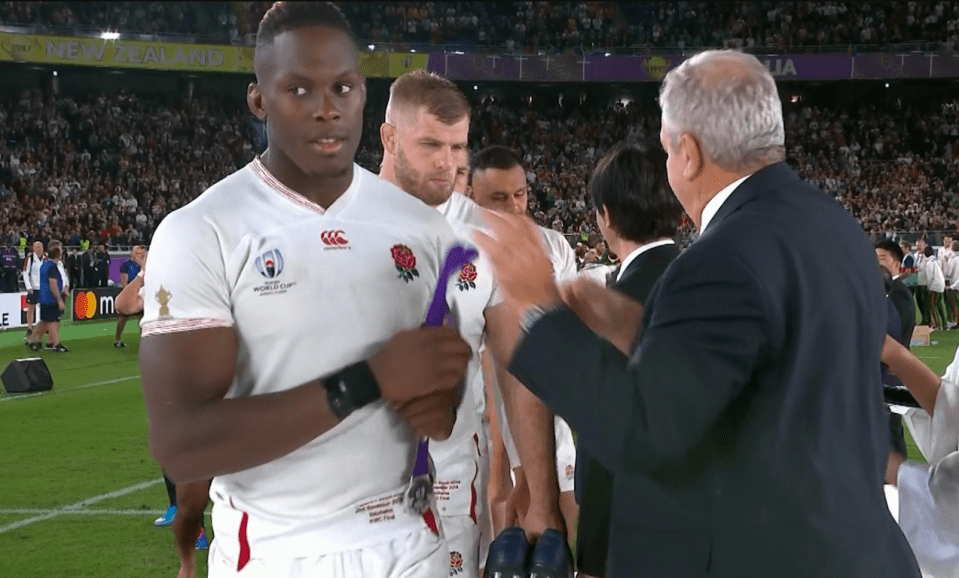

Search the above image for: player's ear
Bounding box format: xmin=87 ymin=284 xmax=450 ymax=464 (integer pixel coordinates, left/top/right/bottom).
xmin=248 ymin=82 xmax=267 ymax=121
xmin=466 ymin=185 xmax=474 ymax=200
xmin=380 ymin=122 xmax=397 ymax=155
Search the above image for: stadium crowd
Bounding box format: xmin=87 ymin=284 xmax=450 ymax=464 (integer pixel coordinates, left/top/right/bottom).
xmin=4 ymin=1 xmax=959 ymax=52
xmin=3 ymin=84 xmax=959 ymax=267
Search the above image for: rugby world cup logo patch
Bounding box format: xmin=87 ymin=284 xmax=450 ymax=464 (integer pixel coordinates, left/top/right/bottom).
xmin=255 ymin=249 xmax=284 ymax=279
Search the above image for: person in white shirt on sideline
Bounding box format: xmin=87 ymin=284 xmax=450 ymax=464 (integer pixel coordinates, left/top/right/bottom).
xmin=916 ymin=237 xmax=933 ymax=326
xmin=946 ymin=241 xmax=959 ymax=329
xmin=923 ymin=245 xmax=949 ymax=331
xmin=21 ymin=241 xmax=44 ymax=340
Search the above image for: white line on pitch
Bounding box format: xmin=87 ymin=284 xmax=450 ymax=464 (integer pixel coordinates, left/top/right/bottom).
xmin=0 ymin=375 xmax=138 ymax=403
xmin=0 ymin=478 xmax=162 ymax=534
xmin=0 ymin=508 xmax=165 ymax=516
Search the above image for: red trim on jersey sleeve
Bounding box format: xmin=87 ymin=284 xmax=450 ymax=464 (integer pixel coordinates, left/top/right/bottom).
xmin=141 ymin=318 xmax=233 ymax=336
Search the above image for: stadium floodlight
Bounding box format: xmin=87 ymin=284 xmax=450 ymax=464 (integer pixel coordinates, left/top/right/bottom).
xmin=100 ymin=31 xmax=120 ymax=40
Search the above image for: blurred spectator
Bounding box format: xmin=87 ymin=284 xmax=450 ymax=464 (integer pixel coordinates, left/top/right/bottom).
xmin=0 ymin=241 xmax=20 ymax=292
xmin=3 ymin=2 xmax=959 ymax=53
xmin=3 ymin=84 xmax=959 ymax=253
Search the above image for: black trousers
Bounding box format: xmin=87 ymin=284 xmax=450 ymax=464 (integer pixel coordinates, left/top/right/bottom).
xmin=916 ymin=286 xmax=931 ymax=326
xmin=0 ymin=269 xmax=17 ymax=292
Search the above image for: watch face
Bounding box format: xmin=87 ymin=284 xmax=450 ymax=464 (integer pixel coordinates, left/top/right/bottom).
xmin=327 ymin=380 xmax=353 ymax=420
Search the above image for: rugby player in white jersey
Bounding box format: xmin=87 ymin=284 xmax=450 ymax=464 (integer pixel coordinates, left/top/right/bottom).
xmin=467 ymin=145 xmax=580 ymax=548
xmin=138 ymin=4 xmax=472 ymax=577
xmin=378 ymin=70 xmax=565 ymax=577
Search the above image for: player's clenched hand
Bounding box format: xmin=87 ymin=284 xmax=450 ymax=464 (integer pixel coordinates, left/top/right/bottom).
xmin=369 ymin=325 xmax=471 ymax=403
xmin=393 ymin=390 xmax=458 ymax=440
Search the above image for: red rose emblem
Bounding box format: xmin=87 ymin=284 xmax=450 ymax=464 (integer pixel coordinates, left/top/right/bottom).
xmin=391 ymin=244 xmax=417 ymax=270
xmin=459 ymin=263 xmax=477 ymax=282
xmin=450 ymin=551 xmax=464 ymax=572
xmin=391 ymin=244 xmax=419 ymax=283
xmin=456 ymin=262 xmax=478 ymax=291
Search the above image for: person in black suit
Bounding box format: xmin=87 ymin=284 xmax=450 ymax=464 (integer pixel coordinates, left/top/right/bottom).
xmin=93 ymin=245 xmax=110 ymax=287
xmin=475 ymin=50 xmax=921 ymax=577
xmin=876 ymin=240 xmax=917 ymax=349
xmin=78 ymin=248 xmax=93 ymax=288
xmin=876 ymin=240 xmax=918 ymax=486
xmin=574 ymin=140 xmax=682 ymax=577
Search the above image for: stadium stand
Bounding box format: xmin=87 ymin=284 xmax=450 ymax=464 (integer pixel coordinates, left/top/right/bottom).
xmin=3 ymin=2 xmax=959 ymax=53
xmin=3 ymin=84 xmax=959 ymax=253
xmin=3 ymin=1 xmax=959 ymax=258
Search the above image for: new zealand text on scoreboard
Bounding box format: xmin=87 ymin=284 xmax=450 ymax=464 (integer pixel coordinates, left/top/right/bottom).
xmin=0 ymin=31 xmax=428 ymax=77
xmin=4 ymin=29 xmax=959 ymax=81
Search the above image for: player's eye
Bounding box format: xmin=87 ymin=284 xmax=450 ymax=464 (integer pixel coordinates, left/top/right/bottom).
xmin=335 ymin=84 xmax=352 ymax=95
xmin=289 ymin=86 xmax=307 ymax=96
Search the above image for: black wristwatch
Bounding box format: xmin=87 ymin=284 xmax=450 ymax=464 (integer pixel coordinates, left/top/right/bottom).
xmin=324 ymin=361 xmax=382 ymax=420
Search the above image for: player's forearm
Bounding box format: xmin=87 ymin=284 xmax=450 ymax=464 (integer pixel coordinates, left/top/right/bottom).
xmin=881 ymin=335 xmax=940 ymax=415
xmin=147 ymin=379 xmax=341 ymax=483
xmin=115 ymin=276 xmax=144 ymax=314
xmin=497 ymin=363 xmax=560 ymax=506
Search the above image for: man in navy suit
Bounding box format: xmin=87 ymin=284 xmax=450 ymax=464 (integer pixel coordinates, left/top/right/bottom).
xmin=574 ymin=139 xmax=682 ymax=578
xmin=475 ymin=50 xmax=921 ymax=577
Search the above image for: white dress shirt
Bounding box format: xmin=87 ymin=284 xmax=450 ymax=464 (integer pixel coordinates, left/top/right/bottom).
xmin=698 ymin=174 xmax=752 ymax=234
xmin=616 ymin=239 xmax=676 ymax=283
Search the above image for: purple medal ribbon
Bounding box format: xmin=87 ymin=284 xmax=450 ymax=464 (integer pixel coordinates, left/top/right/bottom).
xmin=412 ymin=243 xmax=478 ymax=478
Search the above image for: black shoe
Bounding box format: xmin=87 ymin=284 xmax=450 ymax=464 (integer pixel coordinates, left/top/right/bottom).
xmin=29 ymin=342 xmax=41 ymax=352
xmin=528 ymin=528 xmax=572 ymax=578
xmin=52 ymin=343 xmax=69 ymax=352
xmin=45 ymin=343 xmax=55 ymax=350
xmin=484 ymin=527 xmax=530 ymax=578
xmin=114 ymin=341 xmax=126 ymax=348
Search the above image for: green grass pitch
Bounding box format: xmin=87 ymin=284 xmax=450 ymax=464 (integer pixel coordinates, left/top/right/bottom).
xmin=0 ymin=305 xmax=953 ymax=577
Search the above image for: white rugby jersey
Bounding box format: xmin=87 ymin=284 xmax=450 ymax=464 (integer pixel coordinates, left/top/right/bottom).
xmin=141 ymin=158 xmax=458 ymax=555
xmin=431 ymin=191 xmax=503 ymax=516
xmin=496 ymin=228 xmax=580 ymax=470
xmin=537 ymin=225 xmax=578 ymax=283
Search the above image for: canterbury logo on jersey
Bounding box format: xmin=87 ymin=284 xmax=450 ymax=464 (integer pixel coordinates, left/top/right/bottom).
xmin=320 ymin=230 xmax=350 ymax=250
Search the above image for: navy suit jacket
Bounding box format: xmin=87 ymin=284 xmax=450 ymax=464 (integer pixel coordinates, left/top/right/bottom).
xmin=510 ymin=163 xmax=921 ymax=577
xmin=575 ymin=242 xmax=679 ymax=575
